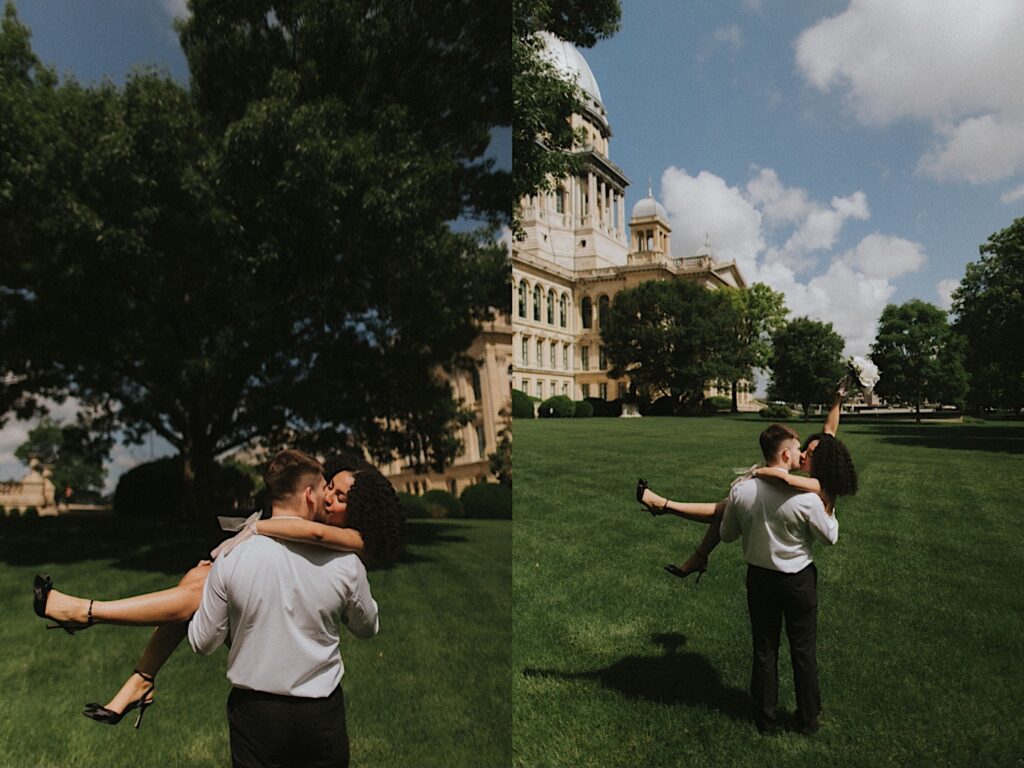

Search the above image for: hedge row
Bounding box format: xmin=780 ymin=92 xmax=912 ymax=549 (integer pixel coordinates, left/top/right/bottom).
xmin=398 ymin=483 xmax=511 ymax=519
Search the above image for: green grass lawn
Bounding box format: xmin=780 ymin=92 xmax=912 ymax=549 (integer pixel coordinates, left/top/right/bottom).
xmin=0 ymin=515 xmax=510 ymax=768
xmin=513 ymin=415 xmax=1024 ymax=768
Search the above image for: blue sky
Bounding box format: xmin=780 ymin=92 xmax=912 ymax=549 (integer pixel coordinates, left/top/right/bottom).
xmin=579 ymin=0 xmax=1024 ymax=357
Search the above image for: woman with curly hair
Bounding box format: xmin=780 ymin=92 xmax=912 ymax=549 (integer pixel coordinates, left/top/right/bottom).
xmin=637 ymin=383 xmax=858 ymax=583
xmin=32 ymin=449 xmax=404 ymax=726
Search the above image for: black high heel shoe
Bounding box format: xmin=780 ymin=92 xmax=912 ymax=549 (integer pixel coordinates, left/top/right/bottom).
xmin=664 ymin=562 xmax=708 ymax=584
xmin=83 ymin=671 xmax=155 ymax=729
xmin=636 ymin=478 xmax=667 ymax=516
xmin=32 ymin=574 xmax=94 ymax=634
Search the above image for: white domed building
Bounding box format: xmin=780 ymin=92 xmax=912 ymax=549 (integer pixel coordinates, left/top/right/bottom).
xmin=513 ymin=34 xmax=749 ymax=406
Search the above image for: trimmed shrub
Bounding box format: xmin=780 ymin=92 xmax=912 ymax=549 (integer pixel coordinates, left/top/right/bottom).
xmin=572 ymin=400 xmax=594 ymax=418
xmin=8 ymin=508 xmax=20 ymax=516
xmin=24 ymin=505 xmax=39 ymax=518
xmin=114 ymin=456 xmax=253 ymax=517
xmin=422 ymin=489 xmax=463 ymax=519
xmin=460 ymin=482 xmax=512 ymax=519
xmin=538 ymin=395 xmax=575 ymax=418
xmin=512 ymin=388 xmax=536 ymax=419
xmin=759 ymin=404 xmax=794 ymax=419
xmin=705 ymin=395 xmax=732 ymax=412
xmin=397 ymin=492 xmax=430 ymax=519
xmin=586 ymin=397 xmax=623 ymax=417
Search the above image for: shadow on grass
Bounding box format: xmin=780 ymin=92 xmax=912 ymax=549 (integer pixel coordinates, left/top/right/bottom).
xmin=0 ymin=515 xmax=471 ymax=574
xmin=860 ymin=424 xmax=1024 ymax=454
xmin=523 ymin=632 xmax=750 ymax=721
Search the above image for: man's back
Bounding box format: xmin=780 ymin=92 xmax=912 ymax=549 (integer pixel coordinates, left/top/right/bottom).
xmin=188 ymin=535 xmax=379 ymax=697
xmin=721 ymin=477 xmax=837 ymax=573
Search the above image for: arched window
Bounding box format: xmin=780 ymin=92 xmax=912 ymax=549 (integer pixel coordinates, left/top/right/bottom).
xmin=559 ymin=294 xmax=568 ymax=327
xmin=517 ymin=280 xmax=527 ymax=318
xmin=598 ymin=295 xmax=610 ymax=328
xmin=581 ymin=297 xmax=593 ymax=329
xmin=547 ymin=289 xmax=555 ymax=324
xmin=533 ymin=285 xmax=541 ymax=322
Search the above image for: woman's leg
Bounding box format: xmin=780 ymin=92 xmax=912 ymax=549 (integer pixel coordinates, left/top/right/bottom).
xmin=679 ymin=500 xmax=726 ymax=570
xmin=641 ymin=487 xmax=720 ymax=523
xmin=98 ymin=623 xmax=189 ymax=714
xmin=89 ymin=564 xmax=210 ymax=714
xmin=42 ymin=561 xmax=210 ymax=626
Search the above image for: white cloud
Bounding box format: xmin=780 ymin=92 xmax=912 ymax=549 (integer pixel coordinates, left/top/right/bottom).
xmin=660 ymin=167 xmax=763 ymax=277
xmin=842 ymin=233 xmax=926 ymax=280
xmin=713 ymin=25 xmax=744 ymax=49
xmin=796 ymin=0 xmax=1024 ymax=183
xmin=936 ymin=278 xmax=960 ymax=311
xmin=160 ymin=0 xmax=189 ymax=18
xmin=659 ymin=166 xmax=928 ymax=357
xmin=743 ymin=0 xmax=763 ymax=11
xmin=1001 ymin=184 xmax=1024 ymax=204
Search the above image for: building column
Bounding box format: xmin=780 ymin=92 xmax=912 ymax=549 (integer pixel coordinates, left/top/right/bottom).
xmin=588 ymin=173 xmax=598 ymax=227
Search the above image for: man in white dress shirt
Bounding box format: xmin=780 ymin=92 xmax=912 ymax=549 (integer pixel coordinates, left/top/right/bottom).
xmin=189 ymin=449 xmax=379 ymax=767
xmin=720 ymin=424 xmax=838 ymax=735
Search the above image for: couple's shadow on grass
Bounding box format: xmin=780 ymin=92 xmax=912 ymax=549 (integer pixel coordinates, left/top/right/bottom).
xmin=0 ymin=516 xmax=466 ymax=574
xmin=523 ymin=632 xmax=749 ymax=720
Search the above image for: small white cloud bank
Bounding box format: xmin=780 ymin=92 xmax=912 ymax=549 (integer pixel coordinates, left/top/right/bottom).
xmin=936 ymin=278 xmax=960 ymax=311
xmin=160 ymin=0 xmax=189 ymax=19
xmin=660 ymin=165 xmax=927 ymax=358
xmin=795 ymin=0 xmax=1024 ymax=184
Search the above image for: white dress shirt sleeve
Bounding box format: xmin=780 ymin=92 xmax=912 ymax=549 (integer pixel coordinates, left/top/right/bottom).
xmin=341 ymin=560 xmax=380 ymax=640
xmin=720 ymin=483 xmax=742 ymax=543
xmin=803 ymin=496 xmax=839 ymax=545
xmin=187 ymin=556 xmax=231 ymax=655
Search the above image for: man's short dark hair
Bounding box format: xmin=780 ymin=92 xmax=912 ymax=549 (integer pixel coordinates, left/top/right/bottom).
xmin=759 ymin=424 xmax=800 ymax=461
xmin=263 ymin=449 xmax=323 ymax=502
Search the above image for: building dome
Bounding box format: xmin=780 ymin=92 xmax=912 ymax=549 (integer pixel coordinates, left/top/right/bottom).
xmin=631 ymin=193 xmax=668 ymax=222
xmin=695 ymin=232 xmax=715 ymax=258
xmin=538 ymin=32 xmax=609 ymax=130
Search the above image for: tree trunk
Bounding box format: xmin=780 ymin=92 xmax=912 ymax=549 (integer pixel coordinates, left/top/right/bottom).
xmin=731 ymin=380 xmax=739 ymax=413
xmin=915 ymin=401 xmax=921 ymax=424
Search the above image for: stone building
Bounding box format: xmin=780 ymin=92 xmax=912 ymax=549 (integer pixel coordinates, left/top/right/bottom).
xmin=513 ymin=34 xmax=750 ymax=406
xmin=381 ymin=312 xmax=512 ymax=496
xmin=0 ymin=459 xmax=57 ymax=515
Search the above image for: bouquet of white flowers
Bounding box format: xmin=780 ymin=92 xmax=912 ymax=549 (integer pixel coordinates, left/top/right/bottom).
xmin=845 ymin=356 xmax=880 ymax=394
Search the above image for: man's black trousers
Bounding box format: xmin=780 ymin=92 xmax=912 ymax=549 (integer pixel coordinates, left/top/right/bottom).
xmin=746 ymin=562 xmax=820 ymax=730
xmin=227 ymin=685 xmax=349 ymax=768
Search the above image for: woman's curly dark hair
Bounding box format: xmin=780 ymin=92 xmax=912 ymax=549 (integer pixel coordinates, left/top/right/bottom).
xmin=802 ymin=433 xmax=858 ymax=500
xmin=323 ymin=451 xmax=405 ymax=565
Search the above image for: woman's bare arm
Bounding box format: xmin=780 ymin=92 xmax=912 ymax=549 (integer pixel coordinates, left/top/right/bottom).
xmin=823 ymin=385 xmax=846 ymax=437
xmin=755 ymin=466 xmax=822 ymax=494
xmin=256 ymin=518 xmax=365 ymax=554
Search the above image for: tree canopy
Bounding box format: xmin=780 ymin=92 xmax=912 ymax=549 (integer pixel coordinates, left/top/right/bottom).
xmin=870 ymin=300 xmax=966 ymax=421
xmin=14 ymin=416 xmax=111 ymax=497
xmin=721 ymin=283 xmax=789 ymax=412
xmin=0 ymin=2 xmax=509 ymax=513
xmin=602 ymin=280 xmax=740 ymax=410
xmin=767 ymin=317 xmax=845 ymax=418
xmin=952 ymin=216 xmax=1024 ymax=413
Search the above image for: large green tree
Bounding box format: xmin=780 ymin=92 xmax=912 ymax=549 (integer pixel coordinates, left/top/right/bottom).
xmin=767 ymin=317 xmax=845 ymax=418
xmin=0 ymin=3 xmax=509 ymax=514
xmin=602 ymin=280 xmax=740 ymax=410
xmin=513 ymin=0 xmax=620 ymax=210
xmin=951 ymin=217 xmax=1024 ymax=413
xmin=870 ymin=300 xmax=967 ymax=422
xmin=721 ymin=283 xmax=789 ymax=412
xmin=14 ymin=416 xmax=112 ymax=497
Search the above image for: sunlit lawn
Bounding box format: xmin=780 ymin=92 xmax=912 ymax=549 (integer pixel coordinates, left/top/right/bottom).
xmin=0 ymin=515 xmax=510 ymax=768
xmin=513 ymin=415 xmax=1023 ymax=767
